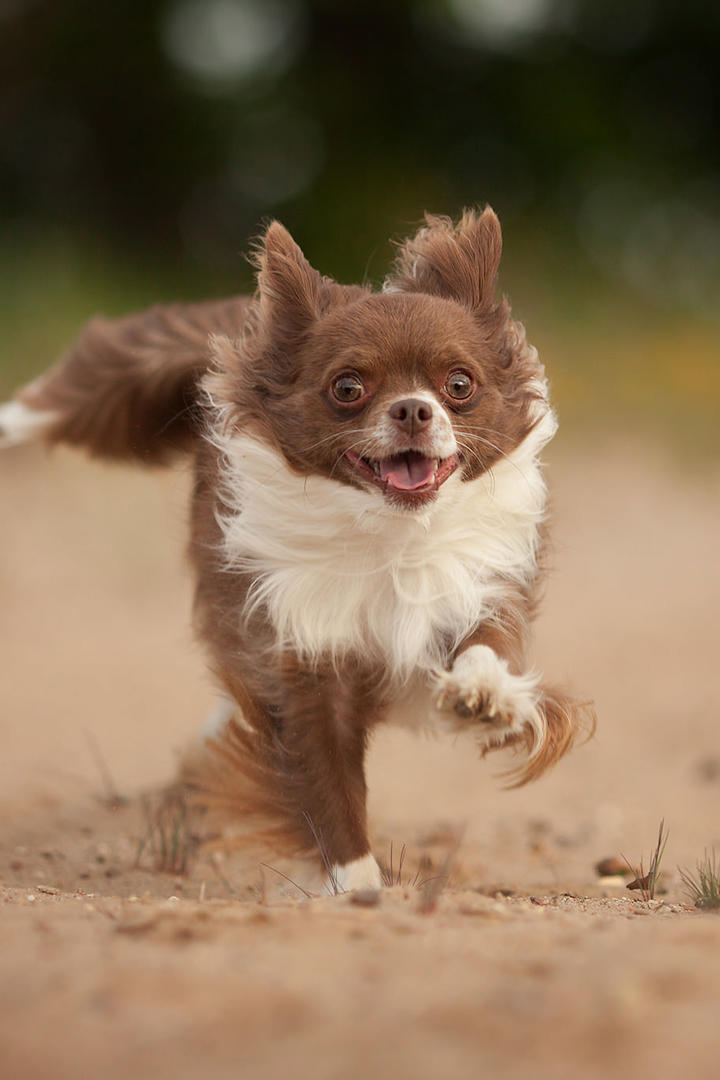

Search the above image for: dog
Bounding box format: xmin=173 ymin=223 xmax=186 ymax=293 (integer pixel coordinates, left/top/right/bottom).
xmin=0 ymin=208 xmax=593 ymax=892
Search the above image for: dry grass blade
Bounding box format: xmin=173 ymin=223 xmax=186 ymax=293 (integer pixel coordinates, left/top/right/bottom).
xmin=207 ymin=852 xmax=237 ymax=898
xmin=417 ymin=826 xmax=465 ymax=915
xmin=678 ymin=849 xmax=720 ymax=910
xmin=135 ymin=788 xmax=197 ymax=876
xmin=301 ymin=811 xmax=339 ymax=895
xmin=380 ymin=842 xmax=435 ymax=889
xmin=624 ymin=819 xmax=669 ymax=902
xmin=84 ymin=729 xmax=128 ymax=809
xmin=381 ymin=841 xmax=411 ymax=887
xmin=259 ymin=862 xmax=313 ymax=899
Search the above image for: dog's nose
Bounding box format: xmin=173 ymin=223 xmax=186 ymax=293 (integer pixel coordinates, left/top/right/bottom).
xmin=388 ymin=398 xmax=433 ymax=435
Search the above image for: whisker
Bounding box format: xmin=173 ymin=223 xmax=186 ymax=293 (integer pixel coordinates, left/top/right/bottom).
xmin=299 ymin=428 xmax=370 ymax=454
xmin=455 ymin=438 xmax=496 ymax=498
xmin=327 ymin=435 xmax=383 ymax=481
xmin=454 ymin=428 xmax=534 ymax=493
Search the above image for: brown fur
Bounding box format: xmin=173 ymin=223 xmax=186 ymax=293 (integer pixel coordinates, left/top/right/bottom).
xmin=185 ymin=437 xmax=388 ymax=860
xmin=21 ymin=297 xmax=248 ymax=463
xmin=6 ymin=209 xmax=594 ymax=875
xmin=454 ymin=574 xmax=595 ymax=787
xmin=506 ymin=688 xmax=595 ymax=786
xmin=204 ymin=214 xmax=543 ymax=488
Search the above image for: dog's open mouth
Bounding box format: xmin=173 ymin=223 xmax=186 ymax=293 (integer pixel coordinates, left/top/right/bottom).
xmin=346 ymin=449 xmax=459 ymax=499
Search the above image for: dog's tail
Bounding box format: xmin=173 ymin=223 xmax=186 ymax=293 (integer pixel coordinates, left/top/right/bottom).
xmin=0 ymin=297 xmax=248 ymax=464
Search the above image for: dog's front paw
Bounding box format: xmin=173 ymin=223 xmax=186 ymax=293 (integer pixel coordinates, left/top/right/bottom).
xmin=328 ymin=854 xmax=382 ymax=895
xmin=432 ymin=645 xmax=541 ymax=750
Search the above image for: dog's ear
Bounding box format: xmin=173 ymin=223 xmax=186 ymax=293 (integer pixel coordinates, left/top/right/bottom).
xmin=254 ymin=221 xmax=330 ymax=342
xmin=387 ymin=207 xmax=503 ymax=314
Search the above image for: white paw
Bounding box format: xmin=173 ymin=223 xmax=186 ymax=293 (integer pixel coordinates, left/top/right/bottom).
xmin=0 ymin=401 xmax=57 ymax=448
xmin=327 ymin=854 xmax=382 ymax=895
xmin=432 ymin=645 xmax=543 ymax=751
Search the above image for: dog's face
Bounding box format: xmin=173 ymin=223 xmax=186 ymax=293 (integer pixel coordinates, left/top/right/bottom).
xmin=211 ymin=209 xmax=546 ymax=511
xmin=279 ymin=291 xmax=525 ymax=511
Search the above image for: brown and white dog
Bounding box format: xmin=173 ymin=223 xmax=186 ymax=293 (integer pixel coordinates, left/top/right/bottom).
xmin=0 ymin=209 xmax=592 ymax=892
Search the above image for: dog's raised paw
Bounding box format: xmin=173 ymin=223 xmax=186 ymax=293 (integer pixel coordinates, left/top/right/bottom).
xmin=432 ymin=644 xmax=541 ymax=747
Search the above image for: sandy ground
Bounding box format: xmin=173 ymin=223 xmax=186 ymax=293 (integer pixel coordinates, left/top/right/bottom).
xmin=1 ymin=439 xmax=720 ymax=1080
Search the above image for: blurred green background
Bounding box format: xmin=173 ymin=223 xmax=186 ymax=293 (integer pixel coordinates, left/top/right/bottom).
xmin=1 ymin=0 xmax=718 ymax=449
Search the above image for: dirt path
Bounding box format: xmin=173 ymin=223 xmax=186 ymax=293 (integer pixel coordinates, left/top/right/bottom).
xmin=1 ymin=442 xmax=719 ymax=1079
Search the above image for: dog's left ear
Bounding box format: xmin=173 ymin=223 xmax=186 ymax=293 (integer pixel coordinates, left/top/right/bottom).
xmin=387 ymin=207 xmax=503 ymax=314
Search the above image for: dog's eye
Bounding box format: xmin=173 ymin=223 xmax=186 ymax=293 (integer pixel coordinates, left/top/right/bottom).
xmin=444 ymin=371 xmax=474 ymax=400
xmin=331 ymin=374 xmax=365 ymax=403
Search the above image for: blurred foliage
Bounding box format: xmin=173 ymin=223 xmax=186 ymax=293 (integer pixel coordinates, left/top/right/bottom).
xmin=0 ymin=0 xmax=718 ymax=448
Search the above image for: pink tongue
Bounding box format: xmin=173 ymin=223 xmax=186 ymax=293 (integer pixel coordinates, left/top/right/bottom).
xmin=379 ymin=453 xmax=436 ymax=491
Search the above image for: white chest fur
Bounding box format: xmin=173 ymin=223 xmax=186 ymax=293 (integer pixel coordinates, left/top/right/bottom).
xmin=211 ymin=414 xmax=555 ymax=680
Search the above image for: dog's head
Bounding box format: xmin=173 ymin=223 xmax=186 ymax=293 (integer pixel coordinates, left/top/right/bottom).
xmin=209 ymin=209 xmax=550 ymax=511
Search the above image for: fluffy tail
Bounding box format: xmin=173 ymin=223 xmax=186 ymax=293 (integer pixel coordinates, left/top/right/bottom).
xmin=0 ymin=296 xmax=248 ymax=464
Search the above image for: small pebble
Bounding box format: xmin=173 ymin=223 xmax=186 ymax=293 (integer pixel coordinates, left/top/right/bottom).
xmin=696 ymin=756 xmax=720 ymax=783
xmin=595 ymin=856 xmax=628 ymax=877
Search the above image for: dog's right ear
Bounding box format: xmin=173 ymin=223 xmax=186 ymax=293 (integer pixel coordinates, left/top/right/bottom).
xmin=253 ymin=221 xmax=329 ymax=345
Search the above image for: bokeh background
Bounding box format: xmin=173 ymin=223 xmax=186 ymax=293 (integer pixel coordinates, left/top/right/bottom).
xmin=1 ymin=0 xmax=719 ymax=448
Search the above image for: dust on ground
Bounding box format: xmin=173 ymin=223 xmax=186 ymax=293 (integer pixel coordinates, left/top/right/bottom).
xmin=1 ymin=441 xmax=719 ymax=1080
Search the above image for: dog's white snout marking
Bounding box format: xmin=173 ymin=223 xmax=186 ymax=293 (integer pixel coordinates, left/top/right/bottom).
xmin=378 ymin=391 xmax=456 ymax=459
